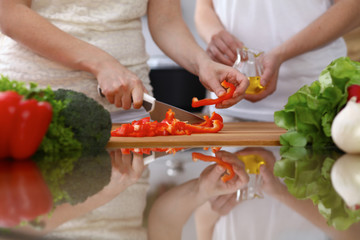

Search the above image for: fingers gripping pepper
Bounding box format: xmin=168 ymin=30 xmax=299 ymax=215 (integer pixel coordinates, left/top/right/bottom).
xmin=192 ymin=80 xmax=236 ymax=108
xmin=192 ymin=152 xmax=235 ymax=182
xmin=0 ymin=91 xmax=53 ymax=160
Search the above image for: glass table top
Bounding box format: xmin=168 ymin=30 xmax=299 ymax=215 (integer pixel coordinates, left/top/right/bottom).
xmin=1 ymin=145 xmax=360 ymax=240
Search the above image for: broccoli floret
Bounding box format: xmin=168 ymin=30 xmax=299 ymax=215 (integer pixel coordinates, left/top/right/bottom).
xmin=57 ymin=150 xmax=112 ymax=206
xmin=54 ymin=89 xmax=112 ymax=156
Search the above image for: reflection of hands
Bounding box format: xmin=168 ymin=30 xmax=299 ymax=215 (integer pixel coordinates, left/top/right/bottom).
xmin=206 ymin=30 xmax=244 ymax=66
xmin=197 ymin=151 xmax=249 ymax=201
xmin=244 ymin=51 xmax=281 ymax=102
xmin=106 ymin=148 xmax=146 ymax=193
xmin=96 ymin=61 xmax=147 ymax=110
xmin=194 ymin=150 xmax=248 ymax=240
xmin=197 ymin=59 xmax=249 ymax=108
xmin=236 ymin=147 xmax=287 ymax=197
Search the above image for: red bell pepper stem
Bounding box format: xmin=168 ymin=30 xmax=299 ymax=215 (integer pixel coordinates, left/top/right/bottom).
xmin=192 ymin=80 xmax=236 ymax=108
xmin=347 ymin=84 xmax=360 ymax=103
xmin=192 ymin=152 xmax=235 ymax=182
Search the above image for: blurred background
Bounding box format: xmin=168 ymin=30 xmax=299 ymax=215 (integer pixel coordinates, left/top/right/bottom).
xmin=142 ymin=0 xmax=207 ymax=113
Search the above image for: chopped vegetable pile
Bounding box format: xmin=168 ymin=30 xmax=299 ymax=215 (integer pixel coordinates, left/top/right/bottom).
xmin=111 ymin=109 xmax=224 ymax=137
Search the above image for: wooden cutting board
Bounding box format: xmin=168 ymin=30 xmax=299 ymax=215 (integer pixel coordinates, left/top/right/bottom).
xmin=107 ymin=122 xmax=287 ymax=148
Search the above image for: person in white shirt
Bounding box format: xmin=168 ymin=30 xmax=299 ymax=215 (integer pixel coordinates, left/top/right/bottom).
xmin=195 ymin=0 xmax=360 ymax=122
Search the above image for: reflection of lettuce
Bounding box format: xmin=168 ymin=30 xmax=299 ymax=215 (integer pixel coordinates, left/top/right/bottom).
xmin=274 ymin=147 xmax=360 ymax=230
xmin=274 ymin=57 xmax=360 ymax=147
xmin=35 ymin=149 xmax=111 ymax=207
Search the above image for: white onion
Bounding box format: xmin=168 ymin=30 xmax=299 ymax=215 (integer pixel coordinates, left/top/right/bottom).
xmin=331 ymin=153 xmax=360 ymax=209
xmin=331 ymin=97 xmax=360 ymax=153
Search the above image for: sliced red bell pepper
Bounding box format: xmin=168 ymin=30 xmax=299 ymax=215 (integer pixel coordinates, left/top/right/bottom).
xmin=0 ymin=159 xmax=53 ymax=228
xmin=0 ymin=91 xmax=53 ymax=160
xmin=120 ymin=147 xmax=185 ymax=155
xmin=192 ymin=152 xmax=235 ymax=182
xmin=192 ymin=80 xmax=236 ymax=108
xmin=111 ymin=109 xmax=224 ymax=137
xmin=347 ymin=84 xmax=360 ymax=103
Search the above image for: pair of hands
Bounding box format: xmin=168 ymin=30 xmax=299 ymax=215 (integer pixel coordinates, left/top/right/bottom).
xmin=207 ymin=30 xmax=283 ymax=102
xmin=96 ymin=51 xmax=249 ymax=111
xmin=103 ymin=148 xmax=146 ymax=195
xmin=196 ymin=148 xmax=287 ymax=222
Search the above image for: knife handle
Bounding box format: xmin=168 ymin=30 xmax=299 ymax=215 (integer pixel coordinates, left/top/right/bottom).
xmin=142 ymin=93 xmax=155 ymax=112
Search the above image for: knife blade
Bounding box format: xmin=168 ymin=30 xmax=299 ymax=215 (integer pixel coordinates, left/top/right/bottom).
xmin=97 ymin=85 xmax=203 ymax=124
xmin=142 ymin=93 xmax=204 ymax=124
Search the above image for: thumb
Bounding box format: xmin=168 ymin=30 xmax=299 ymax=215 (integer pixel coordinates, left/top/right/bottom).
xmin=209 ymin=164 xmax=227 ymax=183
xmin=260 ymin=67 xmax=272 ymax=87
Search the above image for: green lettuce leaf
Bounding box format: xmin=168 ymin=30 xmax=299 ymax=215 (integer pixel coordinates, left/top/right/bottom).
xmin=274 ymin=57 xmax=360 ymax=147
xmin=274 ymin=147 xmax=360 ymax=230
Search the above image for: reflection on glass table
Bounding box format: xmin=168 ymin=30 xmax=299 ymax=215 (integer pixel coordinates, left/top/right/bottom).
xmin=1 ymin=146 xmax=360 ymax=240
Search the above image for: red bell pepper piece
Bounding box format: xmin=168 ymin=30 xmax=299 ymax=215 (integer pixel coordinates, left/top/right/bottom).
xmin=0 ymin=91 xmax=53 ymax=160
xmin=120 ymin=147 xmax=185 ymax=155
xmin=347 ymin=84 xmax=360 ymax=103
xmin=0 ymin=159 xmax=53 ymax=228
xmin=111 ymin=109 xmax=224 ymax=137
xmin=192 ymin=152 xmax=235 ymax=182
xmin=192 ymin=80 xmax=236 ymax=108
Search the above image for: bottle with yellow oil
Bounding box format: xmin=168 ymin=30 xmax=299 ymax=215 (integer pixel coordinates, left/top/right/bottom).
xmin=233 ymin=47 xmax=265 ymax=94
xmin=236 ymin=154 xmax=266 ymax=201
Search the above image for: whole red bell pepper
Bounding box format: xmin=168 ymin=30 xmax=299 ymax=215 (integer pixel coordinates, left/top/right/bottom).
xmin=0 ymin=91 xmax=53 ymax=160
xmin=192 ymin=80 xmax=236 ymax=108
xmin=0 ymin=159 xmax=53 ymax=228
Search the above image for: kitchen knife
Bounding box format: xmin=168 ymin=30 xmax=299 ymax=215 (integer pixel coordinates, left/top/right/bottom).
xmin=97 ymin=85 xmax=204 ymax=124
xmin=142 ymin=93 xmax=204 ymax=124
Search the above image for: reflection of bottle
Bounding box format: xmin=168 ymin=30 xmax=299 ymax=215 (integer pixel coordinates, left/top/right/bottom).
xmin=233 ymin=47 xmax=265 ymax=94
xmin=236 ymin=154 xmax=266 ymax=201
xmin=238 ymin=154 xmax=266 ymax=174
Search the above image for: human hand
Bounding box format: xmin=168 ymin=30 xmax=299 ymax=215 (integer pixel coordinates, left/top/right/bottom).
xmin=197 ymin=58 xmax=249 ymax=108
xmin=96 ymin=60 xmax=147 ymax=110
xmin=206 ymin=30 xmax=244 ymax=66
xmin=244 ymin=50 xmax=282 ymax=102
xmin=236 ymin=147 xmax=287 ymax=198
xmin=105 ymin=148 xmax=146 ymax=193
xmin=197 ymin=150 xmax=249 ymax=201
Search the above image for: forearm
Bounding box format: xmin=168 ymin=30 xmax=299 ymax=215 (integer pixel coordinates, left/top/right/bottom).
xmin=147 ymin=0 xmax=210 ymax=76
xmin=195 ymin=201 xmax=220 ymax=240
xmin=148 ymin=179 xmax=206 ymax=240
xmin=194 ymin=0 xmax=225 ymax=44
xmin=273 ymin=0 xmax=360 ymax=63
xmin=274 ymin=191 xmax=360 ymax=239
xmin=0 ymin=0 xmax=116 ymax=77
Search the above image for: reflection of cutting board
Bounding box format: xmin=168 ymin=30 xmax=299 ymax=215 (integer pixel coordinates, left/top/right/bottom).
xmin=107 ymin=122 xmax=286 ymax=148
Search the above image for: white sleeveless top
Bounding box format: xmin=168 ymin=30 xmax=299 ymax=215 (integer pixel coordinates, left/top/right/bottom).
xmin=212 ymin=193 xmax=328 ymax=240
xmin=0 ymin=0 xmax=152 ymax=115
xmin=209 ymin=0 xmax=347 ymax=121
